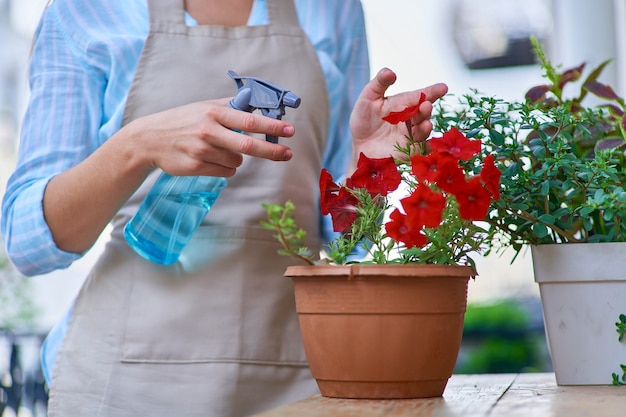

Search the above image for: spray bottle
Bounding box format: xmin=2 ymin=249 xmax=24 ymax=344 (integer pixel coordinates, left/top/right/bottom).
xmin=123 ymin=70 xmax=301 ymax=265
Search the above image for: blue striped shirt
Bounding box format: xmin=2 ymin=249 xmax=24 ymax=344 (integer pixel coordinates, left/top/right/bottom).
xmin=0 ymin=0 xmax=369 ymax=383
xmin=1 ymin=0 xmax=369 ymax=276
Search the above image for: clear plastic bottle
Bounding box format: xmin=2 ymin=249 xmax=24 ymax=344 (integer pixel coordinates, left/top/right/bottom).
xmin=123 ymin=174 xmax=227 ymax=265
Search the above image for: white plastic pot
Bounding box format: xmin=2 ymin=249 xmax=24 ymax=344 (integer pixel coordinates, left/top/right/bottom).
xmin=532 ymin=242 xmax=626 ymax=385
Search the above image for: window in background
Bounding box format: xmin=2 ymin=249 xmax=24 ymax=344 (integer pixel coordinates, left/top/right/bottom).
xmin=451 ymin=0 xmax=552 ymax=70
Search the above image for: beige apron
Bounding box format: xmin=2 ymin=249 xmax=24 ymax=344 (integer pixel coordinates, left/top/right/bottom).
xmin=47 ymin=0 xmax=329 ymax=415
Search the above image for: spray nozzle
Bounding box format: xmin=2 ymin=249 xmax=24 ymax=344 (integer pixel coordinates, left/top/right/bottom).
xmin=227 ymin=70 xmax=301 ymax=143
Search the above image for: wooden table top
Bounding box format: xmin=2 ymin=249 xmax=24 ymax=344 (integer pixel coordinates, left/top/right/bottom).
xmin=255 ymin=373 xmax=626 ymax=417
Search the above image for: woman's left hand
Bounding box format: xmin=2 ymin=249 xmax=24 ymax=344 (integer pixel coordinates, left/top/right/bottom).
xmin=348 ymin=67 xmax=448 ymax=170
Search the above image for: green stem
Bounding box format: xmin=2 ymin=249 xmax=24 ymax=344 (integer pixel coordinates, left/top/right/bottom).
xmin=275 ymin=228 xmax=315 ymax=265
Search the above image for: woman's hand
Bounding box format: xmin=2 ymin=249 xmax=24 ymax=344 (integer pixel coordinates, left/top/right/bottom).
xmin=127 ymin=98 xmax=296 ymax=178
xmin=348 ymin=68 xmax=448 ymax=171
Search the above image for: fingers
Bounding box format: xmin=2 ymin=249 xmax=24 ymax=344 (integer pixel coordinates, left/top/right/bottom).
xmin=205 ymin=104 xmax=296 ymax=161
xmin=141 ymin=101 xmax=297 ymax=180
xmin=222 ymin=129 xmax=294 ymax=162
xmin=365 ymin=67 xmax=448 ymax=106
xmin=165 ymin=129 xmax=293 ymax=178
xmin=411 ymin=119 xmax=434 ymax=142
xmin=397 ymin=83 xmax=448 ymax=114
xmin=215 ymin=105 xmax=296 ymax=141
xmin=416 ymin=100 xmax=433 ymax=118
xmin=359 ymin=67 xmax=398 ymax=101
xmin=229 ymin=112 xmax=296 ymax=141
xmin=385 ymin=81 xmax=448 ymax=130
xmin=420 ymin=82 xmax=449 ymax=103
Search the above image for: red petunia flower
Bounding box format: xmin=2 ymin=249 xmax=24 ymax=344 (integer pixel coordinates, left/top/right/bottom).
xmin=454 ymin=177 xmax=492 ymax=220
xmin=434 ymin=155 xmax=467 ymax=196
xmin=350 ymin=153 xmax=402 ymax=197
xmin=400 ymin=185 xmax=446 ymax=228
xmin=480 ymin=154 xmax=502 ymax=200
xmin=385 ymin=208 xmax=428 ymax=248
xmin=429 ymin=128 xmax=481 ymax=160
xmin=319 ymin=168 xmax=340 ymax=215
xmin=410 ymin=152 xmax=443 ymax=183
xmin=327 ymin=187 xmax=359 ymax=233
xmin=381 ymin=93 xmax=427 ymax=124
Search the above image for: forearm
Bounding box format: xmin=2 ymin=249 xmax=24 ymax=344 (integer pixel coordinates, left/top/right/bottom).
xmin=43 ymin=128 xmax=150 ymax=253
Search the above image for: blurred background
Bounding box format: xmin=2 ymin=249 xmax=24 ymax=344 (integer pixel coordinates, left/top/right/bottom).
xmin=1 ymin=0 xmax=625 ymax=414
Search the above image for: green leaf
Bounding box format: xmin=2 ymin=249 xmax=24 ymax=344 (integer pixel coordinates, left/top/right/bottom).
xmin=538 ymin=214 xmax=556 ymax=224
xmin=489 ymin=129 xmax=505 ymax=146
xmin=593 ymin=188 xmax=606 ymax=202
xmin=533 ymin=146 xmax=546 ymax=159
xmin=533 ymin=222 xmax=549 ymax=238
xmin=466 ymin=128 xmax=481 ymax=138
xmin=509 ymin=203 xmax=530 ymax=211
xmin=469 ymin=120 xmax=485 ymax=129
xmin=579 ymin=206 xmax=595 ymax=216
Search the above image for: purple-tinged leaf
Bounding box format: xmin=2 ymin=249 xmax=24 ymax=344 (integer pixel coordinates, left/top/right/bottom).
xmin=525 ymin=85 xmax=550 ymax=104
xmin=595 ymin=137 xmax=626 ymax=152
xmin=558 ymin=63 xmax=585 ymax=89
xmin=578 ymin=60 xmax=612 ymax=102
xmin=585 ymin=80 xmax=621 ymax=100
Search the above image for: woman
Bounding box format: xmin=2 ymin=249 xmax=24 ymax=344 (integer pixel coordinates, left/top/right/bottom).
xmin=1 ymin=0 xmax=447 ymax=415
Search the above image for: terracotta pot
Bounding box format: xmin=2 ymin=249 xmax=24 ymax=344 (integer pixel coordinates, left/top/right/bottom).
xmin=285 ymin=263 xmax=474 ymax=399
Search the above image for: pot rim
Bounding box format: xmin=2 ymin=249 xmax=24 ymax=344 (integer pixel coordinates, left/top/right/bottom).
xmin=532 ymin=241 xmax=626 ymax=282
xmin=284 ymin=263 xmax=476 ymax=278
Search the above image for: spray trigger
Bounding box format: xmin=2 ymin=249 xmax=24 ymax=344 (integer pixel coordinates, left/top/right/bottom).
xmin=227 ymin=70 xmax=301 ymax=143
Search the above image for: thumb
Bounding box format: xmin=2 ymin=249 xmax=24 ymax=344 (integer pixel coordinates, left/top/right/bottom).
xmin=360 ymin=68 xmax=397 ymax=101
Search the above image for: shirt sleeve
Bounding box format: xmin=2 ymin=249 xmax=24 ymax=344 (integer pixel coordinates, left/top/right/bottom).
xmin=1 ymin=4 xmax=106 ymax=276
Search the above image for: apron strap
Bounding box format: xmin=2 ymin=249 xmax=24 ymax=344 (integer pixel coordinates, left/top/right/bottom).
xmin=267 ymin=0 xmax=299 ymax=26
xmin=147 ymin=0 xmax=185 ymax=24
xmin=147 ymin=0 xmax=299 ymax=26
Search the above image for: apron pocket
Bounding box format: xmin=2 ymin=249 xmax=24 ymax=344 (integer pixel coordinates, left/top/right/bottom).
xmin=120 ymin=226 xmax=309 ymax=365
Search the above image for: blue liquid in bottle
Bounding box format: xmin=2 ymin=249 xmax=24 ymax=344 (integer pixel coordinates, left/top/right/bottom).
xmin=124 ymin=173 xmax=227 ymax=265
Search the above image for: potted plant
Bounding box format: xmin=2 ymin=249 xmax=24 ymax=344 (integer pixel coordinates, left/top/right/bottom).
xmin=262 ymin=98 xmax=502 ymax=399
xmin=430 ymin=37 xmax=626 ymax=385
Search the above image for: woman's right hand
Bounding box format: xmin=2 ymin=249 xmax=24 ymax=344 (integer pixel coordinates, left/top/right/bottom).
xmin=126 ymin=98 xmax=295 ymax=178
